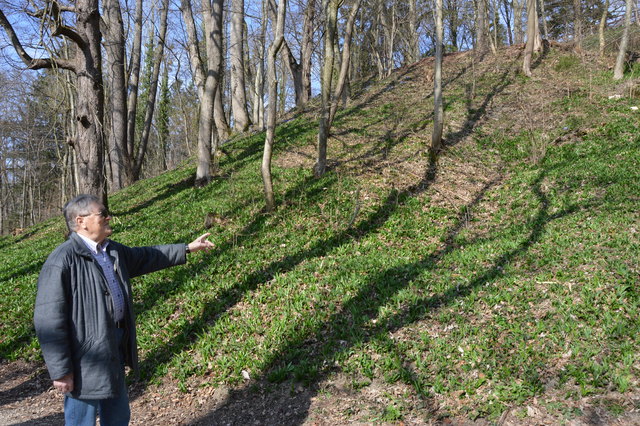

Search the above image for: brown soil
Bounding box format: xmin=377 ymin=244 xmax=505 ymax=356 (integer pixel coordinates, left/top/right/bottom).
xmin=2 ymin=360 xmax=640 ymax=425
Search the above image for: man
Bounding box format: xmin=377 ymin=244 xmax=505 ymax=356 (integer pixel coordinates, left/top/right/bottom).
xmin=34 ymin=194 xmax=214 ymax=425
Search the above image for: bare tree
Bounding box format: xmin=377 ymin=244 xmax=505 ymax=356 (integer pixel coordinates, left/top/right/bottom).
xmin=315 ymin=0 xmax=339 ymax=177
xmin=476 ymin=0 xmax=489 ymax=54
xmin=598 ymin=0 xmax=609 ymax=58
xmin=539 ymin=0 xmax=549 ymax=40
xmin=252 ymin=0 xmax=267 ymax=129
xmin=102 ymin=0 xmax=130 ymax=190
xmin=262 ymin=0 xmax=287 ymax=211
xmin=513 ymin=0 xmax=525 ymax=44
xmin=273 ymin=0 xmax=315 ymax=109
xmin=328 ymin=0 xmax=362 ymax=126
xmin=522 ymin=0 xmax=537 ymax=76
xmin=446 ymin=0 xmax=462 ymax=50
xmin=408 ymin=0 xmax=419 ymax=63
xmin=500 ymin=0 xmax=513 ymax=45
xmin=614 ymin=0 xmax=632 ymax=79
xmin=133 ymin=0 xmax=170 ymax=180
xmin=573 ymin=0 xmax=582 ymax=50
xmin=126 ymin=0 xmax=144 ymax=184
xmin=180 ymin=0 xmax=224 ymax=185
xmin=231 ymin=0 xmax=251 ymax=131
xmin=432 ymin=0 xmax=444 ymax=159
xmin=1 ymin=1 xmax=108 ymax=206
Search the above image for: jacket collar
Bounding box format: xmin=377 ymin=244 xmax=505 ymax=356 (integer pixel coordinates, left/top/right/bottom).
xmin=69 ymin=232 xmax=99 ymax=258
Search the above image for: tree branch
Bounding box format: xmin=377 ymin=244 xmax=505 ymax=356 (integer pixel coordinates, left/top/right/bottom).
xmin=28 ymin=2 xmax=87 ymax=48
xmin=0 ymin=8 xmax=77 ymax=72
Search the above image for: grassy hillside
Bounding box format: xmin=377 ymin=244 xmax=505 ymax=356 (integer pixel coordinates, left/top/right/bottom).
xmin=1 ymin=43 xmax=639 ymax=422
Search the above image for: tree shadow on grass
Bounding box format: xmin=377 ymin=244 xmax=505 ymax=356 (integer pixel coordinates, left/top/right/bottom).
xmin=189 ymin=153 xmax=594 ymax=424
xmin=128 ymin=154 xmax=442 ymax=402
xmin=128 ymin=52 xmax=531 ymax=406
xmin=128 ymin=170 xmax=345 ymax=389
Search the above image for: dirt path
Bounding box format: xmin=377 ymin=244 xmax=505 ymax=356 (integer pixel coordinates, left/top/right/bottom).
xmin=3 ymin=360 xmax=640 ymax=425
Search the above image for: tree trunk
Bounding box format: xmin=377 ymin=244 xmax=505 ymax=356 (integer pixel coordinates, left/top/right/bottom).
xmin=573 ymin=0 xmax=582 ymax=50
xmin=328 ymin=0 xmax=362 ymax=127
xmin=539 ymin=0 xmax=549 ymax=40
xmin=214 ymin=79 xmax=231 ymax=140
xmin=231 ymin=0 xmax=251 ymax=131
xmin=74 ymin=0 xmax=108 ymax=205
xmin=273 ymin=0 xmax=314 ymax=109
xmin=513 ymin=0 xmax=524 ymax=44
xmin=300 ymin=0 xmax=315 ymax=105
xmin=281 ymin=41 xmax=304 ymax=108
xmin=501 ymin=0 xmax=513 ymax=45
xmin=181 ymin=0 xmax=224 ymax=184
xmin=102 ymin=0 xmax=130 ymax=191
xmin=599 ymin=0 xmax=609 ymax=58
xmin=432 ymin=0 xmax=444 ymax=159
xmin=523 ymin=0 xmax=536 ymax=76
xmin=262 ymin=0 xmax=287 ymax=212
xmin=315 ymin=0 xmax=339 ymax=177
xmin=408 ymin=0 xmax=419 ymax=63
xmin=476 ymin=0 xmax=488 ymax=54
xmin=125 ymin=0 xmax=144 ymax=185
xmin=614 ymin=0 xmax=632 ymax=80
xmin=533 ymin=0 xmax=541 ymax=52
xmin=253 ymin=0 xmax=267 ymax=129
xmin=2 ymin=0 xmax=111 ymax=204
xmin=133 ymin=0 xmax=169 ymax=179
xmin=490 ymin=0 xmax=498 ymax=54
xmin=385 ymin=2 xmax=396 ymax=76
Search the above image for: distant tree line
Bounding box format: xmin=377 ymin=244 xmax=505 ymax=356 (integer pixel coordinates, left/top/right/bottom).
xmin=0 ymin=0 xmax=637 ymax=232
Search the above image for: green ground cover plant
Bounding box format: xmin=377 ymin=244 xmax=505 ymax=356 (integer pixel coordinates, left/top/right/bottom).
xmin=1 ymin=43 xmax=638 ymax=422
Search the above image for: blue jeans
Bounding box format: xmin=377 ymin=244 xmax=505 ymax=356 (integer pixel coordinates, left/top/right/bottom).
xmin=64 ymin=328 xmax=130 ymax=426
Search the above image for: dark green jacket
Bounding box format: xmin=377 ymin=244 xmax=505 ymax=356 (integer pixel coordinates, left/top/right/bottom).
xmin=34 ymin=232 xmax=186 ymax=399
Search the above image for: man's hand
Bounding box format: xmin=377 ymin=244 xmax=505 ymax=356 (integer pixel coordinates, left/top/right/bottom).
xmin=187 ymin=233 xmax=215 ymax=254
xmin=53 ymin=373 xmax=74 ymax=394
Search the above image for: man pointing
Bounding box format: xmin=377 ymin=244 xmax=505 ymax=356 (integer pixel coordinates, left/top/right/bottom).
xmin=34 ymin=194 xmax=214 ymax=425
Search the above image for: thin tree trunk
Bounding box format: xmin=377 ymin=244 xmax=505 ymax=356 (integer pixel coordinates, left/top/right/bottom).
xmin=523 ymin=0 xmax=536 ymax=76
xmin=328 ymin=0 xmax=362 ymax=127
xmin=476 ymin=0 xmax=488 ymax=54
xmin=513 ymin=0 xmax=524 ymax=44
xmin=300 ymin=0 xmax=315 ymax=104
xmin=125 ymin=0 xmax=144 ymax=185
xmin=539 ymin=0 xmax=549 ymax=40
xmin=262 ymin=0 xmax=287 ymax=212
xmin=133 ymin=0 xmax=169 ymax=179
xmin=490 ymin=0 xmax=498 ymax=54
xmin=214 ymin=79 xmax=231 ymax=140
xmin=315 ymin=0 xmax=339 ymax=177
xmin=614 ymin=0 xmax=632 ymax=79
xmin=253 ymin=0 xmax=267 ymax=128
xmin=599 ymin=0 xmax=609 ymax=58
xmin=408 ymin=0 xmax=419 ymax=63
xmin=231 ymin=0 xmax=251 ymax=131
xmin=181 ymin=0 xmax=224 ymax=184
xmin=281 ymin=40 xmax=304 ymax=108
xmin=102 ymin=0 xmax=129 ymax=191
xmin=501 ymin=0 xmax=513 ymax=45
xmin=432 ymin=0 xmax=444 ymax=159
xmin=573 ymin=0 xmax=582 ymax=50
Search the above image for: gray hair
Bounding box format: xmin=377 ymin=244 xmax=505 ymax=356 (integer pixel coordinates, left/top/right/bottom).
xmin=63 ymin=194 xmax=101 ymax=233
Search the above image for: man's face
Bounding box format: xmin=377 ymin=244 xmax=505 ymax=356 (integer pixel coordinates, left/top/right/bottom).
xmin=76 ymin=203 xmax=112 ymax=243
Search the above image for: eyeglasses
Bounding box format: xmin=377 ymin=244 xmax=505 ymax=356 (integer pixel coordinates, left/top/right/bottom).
xmin=79 ymin=209 xmax=110 ymax=218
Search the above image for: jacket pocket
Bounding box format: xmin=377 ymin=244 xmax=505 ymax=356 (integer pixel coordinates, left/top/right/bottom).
xmin=74 ymin=339 xmax=95 ymax=360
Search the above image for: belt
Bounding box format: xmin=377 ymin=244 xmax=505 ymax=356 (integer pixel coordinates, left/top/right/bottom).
xmin=115 ymin=320 xmax=126 ymax=329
